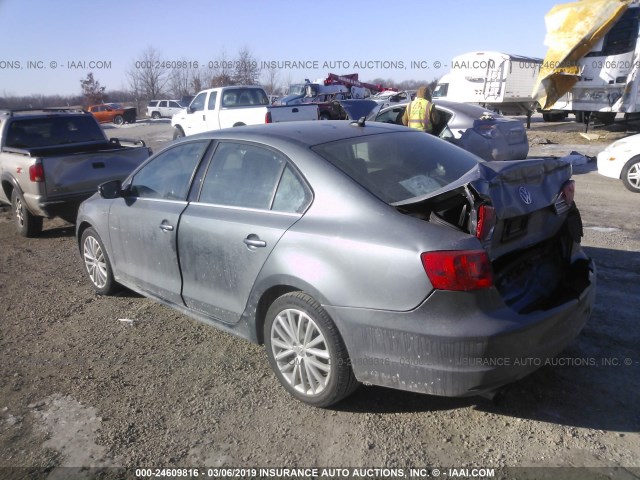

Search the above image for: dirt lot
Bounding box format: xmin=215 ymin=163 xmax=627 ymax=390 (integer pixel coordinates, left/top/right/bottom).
xmin=0 ymin=116 xmax=639 ymax=479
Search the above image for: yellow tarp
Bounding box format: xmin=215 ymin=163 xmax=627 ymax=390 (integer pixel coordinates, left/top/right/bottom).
xmin=532 ymin=0 xmax=632 ymax=109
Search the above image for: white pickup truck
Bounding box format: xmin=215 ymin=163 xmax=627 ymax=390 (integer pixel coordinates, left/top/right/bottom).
xmin=171 ymin=86 xmax=318 ymax=138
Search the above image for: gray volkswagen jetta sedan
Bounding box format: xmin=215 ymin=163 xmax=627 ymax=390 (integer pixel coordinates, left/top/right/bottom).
xmin=76 ymin=120 xmax=595 ymax=407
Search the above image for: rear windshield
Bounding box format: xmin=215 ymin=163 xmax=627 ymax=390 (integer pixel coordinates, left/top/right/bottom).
xmin=312 ymin=131 xmax=479 ymax=204
xmin=5 ymin=116 xmax=106 ymax=148
xmin=221 ymin=88 xmax=269 ymax=107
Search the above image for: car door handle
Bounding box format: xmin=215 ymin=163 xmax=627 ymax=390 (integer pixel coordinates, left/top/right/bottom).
xmin=159 ymin=223 xmax=174 ymax=232
xmin=243 ymin=235 xmax=266 ymax=248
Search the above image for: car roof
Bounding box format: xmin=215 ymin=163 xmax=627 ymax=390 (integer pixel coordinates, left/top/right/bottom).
xmin=375 ymin=100 xmax=500 ymax=118
xmin=0 ymin=109 xmax=89 ymax=119
xmin=185 ymin=120 xmax=412 ymax=147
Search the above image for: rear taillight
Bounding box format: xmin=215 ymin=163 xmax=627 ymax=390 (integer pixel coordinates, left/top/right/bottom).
xmin=421 ymin=250 xmax=493 ymax=291
xmin=265 ymin=111 xmax=273 ymax=124
xmin=562 ymin=179 xmax=575 ymax=204
xmin=554 ymin=179 xmax=575 ymax=214
xmin=475 ymin=204 xmax=496 ymax=243
xmin=29 ymin=163 xmax=44 ymax=182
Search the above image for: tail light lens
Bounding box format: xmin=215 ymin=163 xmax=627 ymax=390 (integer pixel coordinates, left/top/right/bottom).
xmin=553 ymin=179 xmax=575 ymax=214
xmin=29 ymin=163 xmax=44 ymax=182
xmin=562 ymin=179 xmax=575 ymax=205
xmin=265 ymin=111 xmax=273 ymax=124
xmin=421 ymin=250 xmax=493 ymax=291
xmin=475 ymin=204 xmax=496 ymax=242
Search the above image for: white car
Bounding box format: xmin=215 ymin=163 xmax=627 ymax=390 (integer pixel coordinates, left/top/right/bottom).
xmin=146 ymin=100 xmax=184 ymax=119
xmin=597 ymin=134 xmax=640 ymax=192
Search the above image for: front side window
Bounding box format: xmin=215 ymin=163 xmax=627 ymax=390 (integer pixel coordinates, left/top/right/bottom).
xmin=190 ymin=92 xmax=207 ymax=112
xmin=199 ymin=142 xmax=287 ymax=210
xmin=129 ymin=141 xmax=209 ymax=200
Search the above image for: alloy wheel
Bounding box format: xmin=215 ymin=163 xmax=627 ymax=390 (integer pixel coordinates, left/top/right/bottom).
xmin=83 ymin=235 xmax=108 ymax=288
xmin=270 ymin=308 xmax=331 ymax=395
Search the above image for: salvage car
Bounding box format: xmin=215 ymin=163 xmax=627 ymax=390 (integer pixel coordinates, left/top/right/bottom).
xmin=87 ymin=103 xmax=137 ymax=125
xmin=76 ymin=121 xmax=595 ymax=407
xmin=597 ymin=134 xmax=640 ymax=192
xmin=367 ymin=101 xmax=529 ymax=161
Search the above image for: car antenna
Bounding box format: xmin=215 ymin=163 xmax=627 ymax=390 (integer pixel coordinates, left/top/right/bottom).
xmin=350 ymin=116 xmax=366 ymax=127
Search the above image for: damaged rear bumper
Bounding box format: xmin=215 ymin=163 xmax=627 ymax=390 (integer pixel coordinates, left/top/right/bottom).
xmin=324 ymin=259 xmax=596 ymax=397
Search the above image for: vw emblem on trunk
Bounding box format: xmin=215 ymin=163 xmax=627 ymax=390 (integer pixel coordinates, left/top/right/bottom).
xmin=519 ymin=186 xmax=532 ymax=205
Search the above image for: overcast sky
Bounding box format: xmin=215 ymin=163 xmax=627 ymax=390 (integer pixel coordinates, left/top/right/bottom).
xmin=1 ymin=0 xmax=563 ymax=96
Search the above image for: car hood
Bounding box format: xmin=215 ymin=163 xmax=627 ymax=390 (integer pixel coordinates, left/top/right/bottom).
xmin=393 ymin=157 xmax=571 ymax=219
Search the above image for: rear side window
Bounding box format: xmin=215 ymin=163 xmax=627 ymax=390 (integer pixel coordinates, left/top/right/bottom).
xmin=148 ymin=101 xmax=159 ymax=107
xmin=312 ymin=131 xmax=479 ymax=204
xmin=272 ymin=165 xmax=311 ymax=213
xmin=207 ymin=92 xmax=218 ymax=110
xmin=199 ymin=142 xmax=305 ymax=211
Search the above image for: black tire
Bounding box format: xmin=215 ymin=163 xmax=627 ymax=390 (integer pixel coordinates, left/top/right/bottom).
xmin=264 ymin=292 xmax=359 ymax=407
xmin=152 ymin=111 xmax=161 ymax=119
xmin=574 ymin=111 xmax=585 ymax=123
xmin=172 ymin=126 xmax=185 ymax=140
xmin=80 ymin=227 xmax=118 ymax=295
xmin=11 ymin=189 xmax=42 ymax=237
xmin=113 ymin=115 xmax=124 ymax=125
xmin=621 ymin=156 xmax=640 ymax=193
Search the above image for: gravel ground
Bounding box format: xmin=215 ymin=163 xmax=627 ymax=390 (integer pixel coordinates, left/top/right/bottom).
xmin=0 ymin=116 xmax=638 ymax=479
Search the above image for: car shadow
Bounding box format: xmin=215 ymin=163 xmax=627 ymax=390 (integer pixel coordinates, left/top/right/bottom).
xmin=38 ymin=224 xmax=76 ymax=238
xmin=336 ymin=246 xmax=639 ymax=433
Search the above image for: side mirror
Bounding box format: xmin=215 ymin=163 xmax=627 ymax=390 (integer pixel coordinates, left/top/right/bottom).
xmin=99 ymin=180 xmax=123 ymax=199
xmin=188 ymin=105 xmax=197 ymax=113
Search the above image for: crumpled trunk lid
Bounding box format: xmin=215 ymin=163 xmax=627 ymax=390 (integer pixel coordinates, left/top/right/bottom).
xmin=395 ymin=157 xmax=591 ymax=313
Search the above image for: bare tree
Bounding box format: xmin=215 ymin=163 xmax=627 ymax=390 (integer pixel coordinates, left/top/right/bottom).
xmin=80 ymin=72 xmax=107 ymax=105
xmin=168 ymin=59 xmax=202 ymax=98
xmin=209 ymin=48 xmax=235 ymax=87
xmin=261 ymin=64 xmax=281 ymax=96
xmin=281 ymin=73 xmax=294 ymax=95
xmin=233 ymin=47 xmax=260 ymax=86
xmin=127 ymin=47 xmax=169 ymax=100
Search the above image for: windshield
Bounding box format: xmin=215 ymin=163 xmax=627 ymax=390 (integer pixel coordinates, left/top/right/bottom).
xmin=432 ymin=83 xmax=448 ymax=98
xmin=312 ymin=131 xmax=479 ymax=204
xmin=288 ymin=84 xmax=306 ymax=96
xmin=5 ymin=116 xmax=107 ymax=148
